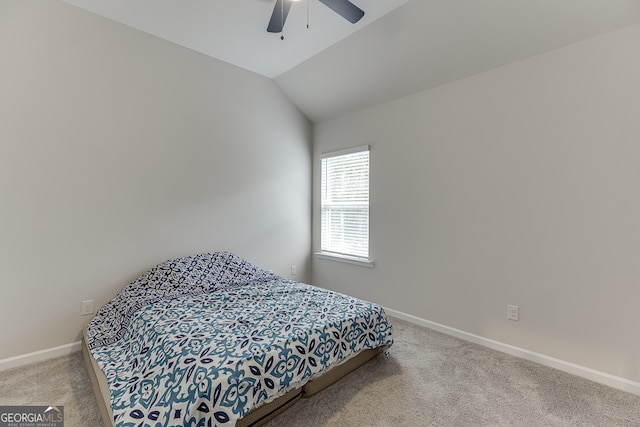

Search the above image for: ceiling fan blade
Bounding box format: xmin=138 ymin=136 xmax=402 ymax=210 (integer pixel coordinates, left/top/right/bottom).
xmin=318 ymin=0 xmax=365 ymax=24
xmin=267 ymin=0 xmax=293 ymax=33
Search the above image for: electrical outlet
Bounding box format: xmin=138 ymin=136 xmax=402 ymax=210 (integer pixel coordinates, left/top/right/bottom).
xmin=81 ymin=300 xmax=94 ymax=316
xmin=507 ymin=304 xmax=519 ymax=321
xmin=290 ymin=265 xmax=297 ymax=276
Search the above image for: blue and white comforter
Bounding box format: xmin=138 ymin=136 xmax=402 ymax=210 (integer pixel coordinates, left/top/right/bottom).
xmin=86 ymin=252 xmax=394 ymax=427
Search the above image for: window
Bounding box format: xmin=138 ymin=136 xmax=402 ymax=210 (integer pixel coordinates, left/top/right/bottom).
xmin=320 ymin=146 xmax=371 ymax=264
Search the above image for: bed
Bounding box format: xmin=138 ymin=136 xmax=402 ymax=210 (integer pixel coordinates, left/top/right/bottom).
xmin=83 ymin=252 xmax=394 ymax=427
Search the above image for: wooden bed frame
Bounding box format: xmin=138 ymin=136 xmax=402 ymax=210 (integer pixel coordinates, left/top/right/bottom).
xmin=82 ymin=336 xmax=384 ymax=427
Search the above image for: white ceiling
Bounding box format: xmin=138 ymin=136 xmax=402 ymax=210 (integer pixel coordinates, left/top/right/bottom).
xmin=62 ymin=0 xmax=411 ymax=78
xmin=63 ymin=0 xmax=640 ymax=123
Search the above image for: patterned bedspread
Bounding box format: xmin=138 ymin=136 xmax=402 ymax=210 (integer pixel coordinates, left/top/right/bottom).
xmin=86 ymin=252 xmax=394 ymax=427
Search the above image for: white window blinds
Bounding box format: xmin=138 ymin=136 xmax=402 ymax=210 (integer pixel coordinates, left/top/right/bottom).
xmin=321 ymin=146 xmax=369 ymax=259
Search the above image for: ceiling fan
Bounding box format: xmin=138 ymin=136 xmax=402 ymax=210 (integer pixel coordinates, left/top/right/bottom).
xmin=267 ymin=0 xmax=365 ymax=34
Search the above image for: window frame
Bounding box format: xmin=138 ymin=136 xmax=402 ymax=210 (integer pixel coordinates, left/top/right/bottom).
xmin=316 ymin=145 xmax=373 ymax=267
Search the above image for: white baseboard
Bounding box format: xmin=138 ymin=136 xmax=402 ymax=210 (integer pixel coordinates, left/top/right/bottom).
xmin=0 ymin=341 xmax=82 ymax=372
xmin=4 ymin=311 xmax=640 ymax=397
xmin=384 ymin=307 xmax=640 ymax=396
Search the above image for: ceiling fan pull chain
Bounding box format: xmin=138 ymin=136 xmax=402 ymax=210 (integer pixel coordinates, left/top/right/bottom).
xmin=281 ymin=0 xmax=285 ymax=40
xmin=307 ymin=0 xmax=310 ymax=29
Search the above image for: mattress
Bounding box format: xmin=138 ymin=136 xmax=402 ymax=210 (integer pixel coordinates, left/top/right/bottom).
xmin=83 ymin=252 xmax=393 ymax=426
xmin=83 ymin=333 xmax=383 ymax=427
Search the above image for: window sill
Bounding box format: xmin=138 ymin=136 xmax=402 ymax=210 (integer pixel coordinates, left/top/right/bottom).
xmin=315 ymin=252 xmax=374 ymax=268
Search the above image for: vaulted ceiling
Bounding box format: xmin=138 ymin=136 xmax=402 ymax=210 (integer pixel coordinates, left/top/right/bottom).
xmin=63 ymin=0 xmax=640 ymax=122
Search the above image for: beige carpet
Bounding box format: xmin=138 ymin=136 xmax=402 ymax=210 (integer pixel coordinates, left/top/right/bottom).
xmin=264 ymin=318 xmax=640 ymax=426
xmin=0 ymin=347 xmax=103 ymax=426
xmin=1 ymin=317 xmax=639 ymax=426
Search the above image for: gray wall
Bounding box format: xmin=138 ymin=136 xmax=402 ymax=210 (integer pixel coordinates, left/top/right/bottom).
xmin=312 ymin=23 xmax=640 ymax=383
xmin=0 ymin=0 xmax=311 ymax=359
